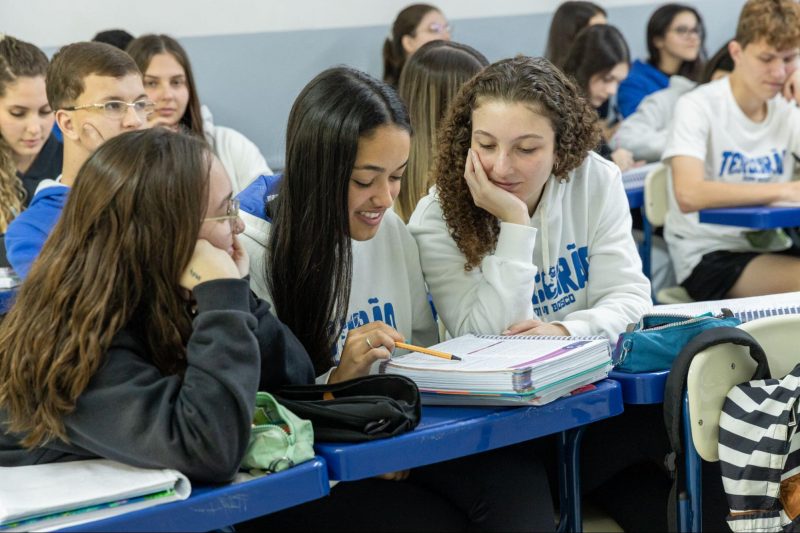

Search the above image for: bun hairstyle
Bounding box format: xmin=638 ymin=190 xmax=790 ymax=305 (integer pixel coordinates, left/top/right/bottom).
xmin=382 ymin=3 xmax=439 ymax=86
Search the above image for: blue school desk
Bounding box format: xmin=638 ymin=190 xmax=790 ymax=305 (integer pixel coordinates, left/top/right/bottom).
xmin=608 ymin=369 xmax=670 ymax=404
xmin=60 ymin=458 xmax=330 ymax=532
xmin=315 ymin=379 xmax=623 ymax=533
xmin=699 ymin=205 xmax=800 ymax=229
xmin=625 ymin=184 xmax=644 ymax=210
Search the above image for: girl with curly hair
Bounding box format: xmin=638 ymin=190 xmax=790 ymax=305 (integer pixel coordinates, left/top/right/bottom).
xmin=0 ymin=36 xmax=62 ymax=234
xmin=409 ymin=56 xmax=651 ymax=341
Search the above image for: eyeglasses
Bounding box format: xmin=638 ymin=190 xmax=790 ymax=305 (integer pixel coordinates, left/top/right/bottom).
xmin=203 ymin=198 xmax=241 ymax=231
xmin=670 ymin=25 xmax=703 ymax=39
xmin=61 ymin=99 xmax=155 ymax=119
xmin=421 ymin=22 xmax=452 ymax=35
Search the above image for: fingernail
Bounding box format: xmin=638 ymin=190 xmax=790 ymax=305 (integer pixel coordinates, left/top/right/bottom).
xmin=501 ymin=329 xmax=511 ymax=335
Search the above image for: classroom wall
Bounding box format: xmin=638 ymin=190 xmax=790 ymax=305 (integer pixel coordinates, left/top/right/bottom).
xmin=4 ymin=0 xmax=746 ymax=170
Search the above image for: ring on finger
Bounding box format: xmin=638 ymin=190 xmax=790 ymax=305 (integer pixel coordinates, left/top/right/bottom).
xmin=366 ymin=337 xmax=375 ymax=349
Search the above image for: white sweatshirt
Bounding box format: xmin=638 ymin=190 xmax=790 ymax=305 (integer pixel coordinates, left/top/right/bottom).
xmin=240 ymin=208 xmax=439 ymax=361
xmin=202 ymin=106 xmax=271 ymax=195
xmin=408 ymin=151 xmax=652 ymax=341
xmin=611 ymin=75 xmax=696 ymax=163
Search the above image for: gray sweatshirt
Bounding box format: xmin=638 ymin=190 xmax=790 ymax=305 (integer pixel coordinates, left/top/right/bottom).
xmin=0 ymin=278 xmax=314 ymax=483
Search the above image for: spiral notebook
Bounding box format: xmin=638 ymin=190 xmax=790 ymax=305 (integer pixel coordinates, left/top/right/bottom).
xmin=654 ymin=291 xmax=800 ymax=323
xmin=380 ymin=334 xmax=612 ymax=406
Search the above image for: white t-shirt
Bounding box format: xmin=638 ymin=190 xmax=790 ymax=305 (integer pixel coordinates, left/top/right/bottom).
xmin=240 ymin=208 xmax=439 ymax=364
xmin=662 ymin=77 xmax=800 ymax=283
xmin=408 ymin=152 xmax=652 ymax=341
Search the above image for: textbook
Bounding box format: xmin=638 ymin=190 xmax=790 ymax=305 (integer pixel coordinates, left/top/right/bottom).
xmin=380 ymin=334 xmax=612 ymax=406
xmin=0 ymin=459 xmax=191 ymax=532
xmin=655 ymin=291 xmax=800 ymax=323
xmin=621 ymin=162 xmax=660 ymax=190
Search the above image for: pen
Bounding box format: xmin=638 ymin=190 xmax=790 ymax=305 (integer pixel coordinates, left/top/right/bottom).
xmin=395 ymin=341 xmax=462 ymax=361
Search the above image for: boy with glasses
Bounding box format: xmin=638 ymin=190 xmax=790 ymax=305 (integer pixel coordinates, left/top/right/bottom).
xmin=6 ymin=42 xmax=150 ymax=278
xmin=664 ymin=0 xmax=800 ymax=301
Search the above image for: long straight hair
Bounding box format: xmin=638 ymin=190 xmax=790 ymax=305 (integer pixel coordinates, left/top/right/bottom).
xmin=0 ymin=35 xmax=50 ymax=232
xmin=646 ymin=4 xmax=707 ymax=81
xmin=126 ymin=34 xmax=204 ymax=137
xmin=545 ymin=1 xmax=607 ymax=69
xmin=268 ymin=67 xmax=411 ymax=375
xmin=396 ymin=40 xmax=488 ymax=222
xmin=0 ymin=128 xmax=210 ymax=448
xmin=562 ymin=24 xmax=630 ymax=97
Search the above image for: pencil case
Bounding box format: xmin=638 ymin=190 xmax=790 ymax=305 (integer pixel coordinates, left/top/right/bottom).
xmin=613 ymin=309 xmax=741 ymax=373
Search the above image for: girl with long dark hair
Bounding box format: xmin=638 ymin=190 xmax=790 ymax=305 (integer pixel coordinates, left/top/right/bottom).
xmin=238 ymin=66 xmax=556 ymax=532
xmin=617 ymin=3 xmax=707 ymax=117
xmin=382 ymin=3 xmax=451 ymax=87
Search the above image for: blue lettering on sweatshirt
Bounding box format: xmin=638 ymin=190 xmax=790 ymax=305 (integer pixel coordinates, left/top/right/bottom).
xmin=718 ymin=149 xmax=785 ymax=182
xmin=531 ymin=242 xmax=589 ymax=316
xmin=333 ymin=297 xmax=398 ymax=358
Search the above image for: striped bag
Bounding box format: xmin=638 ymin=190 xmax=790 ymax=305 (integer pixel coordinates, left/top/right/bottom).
xmin=719 ymin=363 xmax=800 ymax=532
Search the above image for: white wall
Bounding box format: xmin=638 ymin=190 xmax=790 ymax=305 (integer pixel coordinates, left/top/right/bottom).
xmin=7 ymin=0 xmax=692 ymax=48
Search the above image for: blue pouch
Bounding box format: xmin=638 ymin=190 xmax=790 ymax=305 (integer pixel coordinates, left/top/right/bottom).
xmin=613 ymin=309 xmax=741 ymax=373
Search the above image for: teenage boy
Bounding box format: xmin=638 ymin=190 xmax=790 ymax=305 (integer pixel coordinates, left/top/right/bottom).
xmin=5 ymin=42 xmax=149 ymax=278
xmin=663 ymin=0 xmax=800 ymax=301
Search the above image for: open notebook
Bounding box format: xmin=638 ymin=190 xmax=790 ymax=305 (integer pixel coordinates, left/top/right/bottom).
xmin=0 ymin=459 xmax=190 ymax=532
xmin=655 ymin=291 xmax=800 ymax=323
xmin=380 ymin=334 xmax=612 ymax=406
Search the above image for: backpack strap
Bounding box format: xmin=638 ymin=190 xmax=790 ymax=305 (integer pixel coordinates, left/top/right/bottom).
xmin=662 ymin=326 xmax=770 ymax=532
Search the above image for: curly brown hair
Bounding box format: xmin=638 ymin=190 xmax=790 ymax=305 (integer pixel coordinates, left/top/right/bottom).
xmin=434 ymin=55 xmax=600 ymax=270
xmin=736 ymin=0 xmax=800 ymax=51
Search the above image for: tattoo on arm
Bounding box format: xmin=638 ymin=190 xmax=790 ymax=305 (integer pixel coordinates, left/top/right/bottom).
xmin=190 ymin=268 xmax=202 ymax=281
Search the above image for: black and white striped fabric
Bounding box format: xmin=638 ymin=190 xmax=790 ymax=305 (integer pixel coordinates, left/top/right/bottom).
xmin=719 ymin=363 xmax=800 ymax=532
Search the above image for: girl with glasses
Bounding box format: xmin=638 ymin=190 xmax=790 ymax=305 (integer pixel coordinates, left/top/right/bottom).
xmin=617 ymin=3 xmax=707 ymax=117
xmin=383 ymin=3 xmax=452 ymax=87
xmin=237 ymin=66 xmax=555 ymax=532
xmin=0 ymin=128 xmax=314 ymax=482
xmin=0 ymin=36 xmax=62 ymax=234
xmin=126 ymin=34 xmax=271 ymax=195
xmin=544 ymin=1 xmax=607 ymax=70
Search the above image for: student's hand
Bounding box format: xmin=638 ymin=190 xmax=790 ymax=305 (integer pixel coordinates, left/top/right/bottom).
xmin=330 ymin=322 xmax=404 ymax=383
xmin=81 ymin=123 xmax=106 ymax=152
xmin=783 ymin=69 xmax=800 ymax=104
xmin=464 ymin=149 xmax=530 ymax=226
xmin=179 ymin=239 xmax=241 ymax=291
xmin=503 ymin=318 xmax=570 ymax=337
xmin=375 ymin=470 xmax=410 ymax=481
xmin=780 ymin=181 xmax=800 ymax=203
xmin=610 ymin=148 xmax=644 ymax=172
xmin=231 ymin=234 xmax=249 ymax=278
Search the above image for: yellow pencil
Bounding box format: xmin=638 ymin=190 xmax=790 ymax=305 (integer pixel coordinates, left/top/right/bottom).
xmin=396 ymin=341 xmax=462 ymax=361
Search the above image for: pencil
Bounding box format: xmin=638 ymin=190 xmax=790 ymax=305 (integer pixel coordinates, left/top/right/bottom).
xmin=395 ymin=341 xmax=462 ymax=361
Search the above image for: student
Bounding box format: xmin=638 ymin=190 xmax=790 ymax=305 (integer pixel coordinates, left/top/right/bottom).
xmin=408 ymin=56 xmax=651 ymax=341
xmin=395 ymin=40 xmax=488 ymax=222
xmin=0 ymin=35 xmax=62 ymax=233
xmin=239 ymin=66 xmax=555 ymax=532
xmin=544 ymin=1 xmax=607 ymax=70
xmin=613 ymin=42 xmax=733 ymax=163
xmin=383 ymin=3 xmax=451 ymax=87
xmin=664 ymin=0 xmax=800 ymax=301
xmin=126 ymin=34 xmax=270 ymax=194
xmin=617 ymin=4 xmax=706 ymax=118
xmin=5 ymin=42 xmax=148 ymax=280
xmin=561 ymin=24 xmax=641 ymax=172
xmin=0 ymin=127 xmax=313 ymax=482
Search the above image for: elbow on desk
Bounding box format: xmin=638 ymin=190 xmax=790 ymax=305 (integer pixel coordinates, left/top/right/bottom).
xmin=673 ymin=187 xmax=702 ymax=214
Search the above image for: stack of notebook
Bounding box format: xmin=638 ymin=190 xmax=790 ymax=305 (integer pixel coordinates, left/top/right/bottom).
xmin=655 ymin=291 xmax=800 ymax=323
xmin=0 ymin=459 xmax=190 ymax=531
xmin=380 ymin=334 xmax=612 ymax=406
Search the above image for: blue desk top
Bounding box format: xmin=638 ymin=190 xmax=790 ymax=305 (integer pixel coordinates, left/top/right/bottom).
xmin=61 ymin=458 xmax=330 ymax=532
xmin=0 ymin=288 xmax=15 ymax=314
xmin=608 ymin=369 xmax=669 ymax=405
xmin=698 ymin=205 xmax=800 ymax=229
xmin=315 ymin=379 xmax=623 ymax=481
xmin=626 ymin=185 xmax=644 ymax=210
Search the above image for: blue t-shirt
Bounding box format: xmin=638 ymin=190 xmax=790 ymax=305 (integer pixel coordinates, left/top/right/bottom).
xmin=617 ymin=60 xmax=670 ymax=118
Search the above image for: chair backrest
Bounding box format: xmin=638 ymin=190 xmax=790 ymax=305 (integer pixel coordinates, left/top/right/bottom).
xmin=644 ymin=164 xmax=670 ymax=228
xmin=686 ymin=315 xmax=800 ymax=461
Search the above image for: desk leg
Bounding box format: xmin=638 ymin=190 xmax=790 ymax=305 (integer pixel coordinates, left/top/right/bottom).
xmin=557 ymin=427 xmax=585 ymax=533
